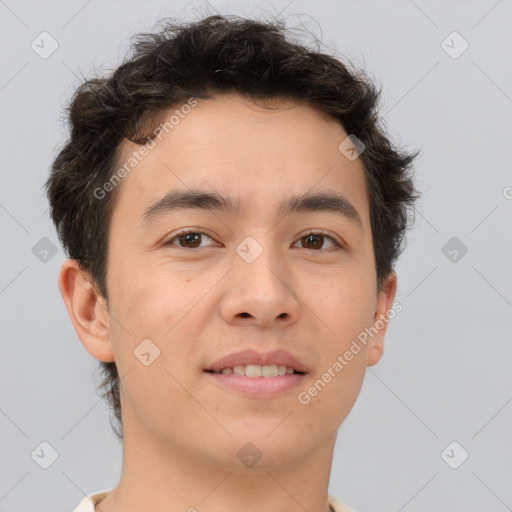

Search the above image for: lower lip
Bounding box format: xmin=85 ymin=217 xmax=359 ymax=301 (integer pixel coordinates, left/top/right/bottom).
xmin=204 ymin=371 xmax=307 ymax=398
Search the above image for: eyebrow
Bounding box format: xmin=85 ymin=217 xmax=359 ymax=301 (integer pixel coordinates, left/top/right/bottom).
xmin=140 ymin=189 xmax=363 ymax=232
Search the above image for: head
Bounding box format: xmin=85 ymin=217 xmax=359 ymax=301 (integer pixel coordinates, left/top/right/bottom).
xmin=46 ymin=13 xmax=418 ymax=461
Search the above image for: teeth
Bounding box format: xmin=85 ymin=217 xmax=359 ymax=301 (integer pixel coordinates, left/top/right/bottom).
xmin=278 ymin=366 xmax=289 ymax=376
xmin=218 ymin=365 xmax=295 ymax=377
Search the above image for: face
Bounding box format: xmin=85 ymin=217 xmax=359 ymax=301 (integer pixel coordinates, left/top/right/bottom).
xmin=64 ymin=93 xmax=396 ymax=471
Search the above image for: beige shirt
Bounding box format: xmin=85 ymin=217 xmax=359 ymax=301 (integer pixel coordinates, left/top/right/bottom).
xmin=72 ymin=489 xmax=357 ymax=512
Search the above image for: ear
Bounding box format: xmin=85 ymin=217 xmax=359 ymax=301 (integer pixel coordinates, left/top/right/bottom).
xmin=367 ymin=271 xmax=398 ymax=367
xmin=58 ymin=259 xmax=115 ymax=362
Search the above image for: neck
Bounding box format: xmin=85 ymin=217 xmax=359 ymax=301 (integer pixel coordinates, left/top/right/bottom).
xmin=96 ymin=421 xmax=338 ymax=512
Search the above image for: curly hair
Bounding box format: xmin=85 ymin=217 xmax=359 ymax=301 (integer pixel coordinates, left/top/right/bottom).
xmin=46 ymin=13 xmax=420 ymax=440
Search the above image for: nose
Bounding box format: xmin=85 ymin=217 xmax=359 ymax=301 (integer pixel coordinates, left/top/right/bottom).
xmin=219 ymin=242 xmax=301 ymax=329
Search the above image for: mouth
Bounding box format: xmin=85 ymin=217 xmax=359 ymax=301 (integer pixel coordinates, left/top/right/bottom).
xmin=205 ymin=348 xmax=308 ymax=374
xmin=203 ymin=350 xmax=308 ymax=397
xmin=204 ymin=365 xmax=305 ymax=377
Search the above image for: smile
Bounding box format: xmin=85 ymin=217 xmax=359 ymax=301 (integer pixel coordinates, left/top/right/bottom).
xmin=207 ymin=364 xmax=303 ymax=377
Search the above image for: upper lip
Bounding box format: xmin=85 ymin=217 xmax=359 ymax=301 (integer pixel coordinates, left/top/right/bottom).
xmin=205 ymin=349 xmax=308 ymax=373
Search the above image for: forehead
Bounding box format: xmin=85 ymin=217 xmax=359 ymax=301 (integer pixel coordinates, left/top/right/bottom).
xmin=111 ymin=94 xmax=370 ymax=228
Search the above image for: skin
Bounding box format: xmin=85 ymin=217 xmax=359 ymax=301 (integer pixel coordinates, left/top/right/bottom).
xmin=59 ymin=93 xmax=397 ymax=512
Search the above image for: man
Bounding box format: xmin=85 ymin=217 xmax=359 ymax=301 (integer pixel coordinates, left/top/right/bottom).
xmin=46 ymin=13 xmax=418 ymax=512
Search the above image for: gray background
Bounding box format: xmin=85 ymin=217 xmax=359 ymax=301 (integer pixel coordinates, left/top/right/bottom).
xmin=1 ymin=0 xmax=511 ymax=511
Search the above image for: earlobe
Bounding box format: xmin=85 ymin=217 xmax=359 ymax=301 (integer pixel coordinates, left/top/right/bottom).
xmin=58 ymin=259 xmax=115 ymax=362
xmin=367 ymin=271 xmax=398 ymax=367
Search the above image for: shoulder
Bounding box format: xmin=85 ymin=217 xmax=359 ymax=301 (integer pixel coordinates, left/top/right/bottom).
xmin=328 ymin=493 xmax=359 ymax=512
xmin=71 ymin=489 xmax=113 ymax=512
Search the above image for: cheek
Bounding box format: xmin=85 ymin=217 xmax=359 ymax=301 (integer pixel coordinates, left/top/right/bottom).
xmin=289 ymin=269 xmax=374 ymax=414
xmin=109 ymin=255 xmax=191 ymax=335
xmin=108 ymin=260 xmax=210 ymax=379
xmin=307 ymin=268 xmax=375 ymax=344
xmin=301 ymin=325 xmax=370 ymax=427
xmin=106 ymin=268 xmax=201 ymax=427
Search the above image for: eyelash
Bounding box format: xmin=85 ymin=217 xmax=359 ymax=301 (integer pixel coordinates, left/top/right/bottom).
xmin=163 ymin=228 xmax=344 ymax=252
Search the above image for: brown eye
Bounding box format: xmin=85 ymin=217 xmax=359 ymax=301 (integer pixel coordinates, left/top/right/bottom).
xmin=297 ymin=232 xmax=339 ymax=251
xmin=177 ymin=232 xmax=202 ymax=248
xmin=165 ymin=230 xmax=216 ymax=249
